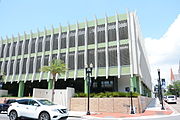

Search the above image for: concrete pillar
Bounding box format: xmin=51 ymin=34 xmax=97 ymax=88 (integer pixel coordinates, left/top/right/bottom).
xmin=18 ymin=81 xmax=25 ymax=97
xmin=48 ymin=79 xmax=53 ymax=89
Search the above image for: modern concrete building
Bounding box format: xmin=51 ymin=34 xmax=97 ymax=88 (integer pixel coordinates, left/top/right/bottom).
xmin=0 ymin=11 xmax=152 ymax=97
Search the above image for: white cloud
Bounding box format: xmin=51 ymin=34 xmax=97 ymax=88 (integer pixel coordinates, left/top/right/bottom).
xmin=145 ymin=14 xmax=180 ymax=86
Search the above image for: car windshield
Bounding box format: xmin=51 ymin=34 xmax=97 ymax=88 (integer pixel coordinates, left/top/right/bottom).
xmin=37 ymin=99 xmax=55 ymax=105
xmin=168 ymin=96 xmax=175 ymax=98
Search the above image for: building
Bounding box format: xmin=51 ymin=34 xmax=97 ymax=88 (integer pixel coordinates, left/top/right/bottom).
xmin=0 ymin=11 xmax=152 ymax=97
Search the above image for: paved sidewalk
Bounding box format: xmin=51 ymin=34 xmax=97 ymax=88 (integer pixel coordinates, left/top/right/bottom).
xmin=69 ymin=98 xmax=174 ymax=119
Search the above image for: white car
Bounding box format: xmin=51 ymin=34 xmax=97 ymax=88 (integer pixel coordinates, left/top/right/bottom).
xmin=166 ymin=95 xmax=177 ymax=104
xmin=7 ymin=98 xmax=68 ymax=120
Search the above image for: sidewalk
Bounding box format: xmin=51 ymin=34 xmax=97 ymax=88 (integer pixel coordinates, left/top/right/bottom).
xmin=69 ymin=98 xmax=175 ymax=119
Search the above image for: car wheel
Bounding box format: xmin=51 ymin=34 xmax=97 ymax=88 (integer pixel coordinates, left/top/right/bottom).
xmin=39 ymin=112 xmax=50 ymax=120
xmin=9 ymin=110 xmax=19 ymax=120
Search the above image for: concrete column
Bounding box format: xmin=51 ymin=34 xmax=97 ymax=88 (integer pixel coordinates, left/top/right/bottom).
xmin=18 ymin=81 xmax=25 ymax=97
xmin=48 ymin=79 xmax=53 ymax=89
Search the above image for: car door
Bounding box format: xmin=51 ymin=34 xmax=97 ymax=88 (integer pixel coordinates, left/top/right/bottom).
xmin=16 ymin=99 xmax=30 ymax=117
xmin=26 ymin=99 xmax=40 ymax=119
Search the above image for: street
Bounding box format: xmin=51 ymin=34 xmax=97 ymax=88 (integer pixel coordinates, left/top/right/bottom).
xmin=168 ymin=98 xmax=180 ymax=113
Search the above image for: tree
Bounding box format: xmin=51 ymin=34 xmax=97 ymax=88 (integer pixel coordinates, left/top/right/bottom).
xmin=167 ymin=80 xmax=180 ymax=97
xmin=40 ymin=59 xmax=66 ymax=102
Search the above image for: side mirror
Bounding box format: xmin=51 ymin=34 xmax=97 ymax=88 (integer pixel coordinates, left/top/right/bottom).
xmin=34 ymin=103 xmax=40 ymax=107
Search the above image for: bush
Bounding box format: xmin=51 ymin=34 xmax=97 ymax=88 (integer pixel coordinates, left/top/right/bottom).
xmin=74 ymin=92 xmax=140 ymax=98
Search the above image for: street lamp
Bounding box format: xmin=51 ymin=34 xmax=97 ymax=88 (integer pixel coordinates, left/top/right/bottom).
xmin=157 ymin=69 xmax=165 ymax=110
xmin=85 ymin=63 xmax=93 ymax=115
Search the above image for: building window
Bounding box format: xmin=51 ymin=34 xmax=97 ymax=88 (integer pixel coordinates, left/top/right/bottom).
xmin=77 ymin=50 xmax=84 ymax=69
xmin=88 ymin=27 xmax=95 ymax=45
xmin=119 ymin=20 xmax=128 ymax=40
xmin=78 ymin=28 xmax=85 ymax=46
xmin=16 ymin=59 xmax=21 ymax=74
xmin=120 ymin=44 xmax=130 ymax=65
xmin=52 ymin=54 xmax=57 ymax=59
xmin=44 ymin=55 xmax=49 ymax=66
xmin=12 ymin=42 xmax=16 ymax=56
xmin=69 ymin=31 xmax=75 ymax=48
xmin=0 ymin=61 xmax=2 ymax=69
xmin=97 ymin=24 xmax=105 ymax=43
xmin=108 ymin=22 xmax=116 ymax=42
xmin=87 ymin=49 xmax=95 ymax=65
xmin=53 ymin=33 xmax=59 ymax=50
xmin=1 ymin=44 xmax=5 ymax=58
xmin=6 ymin=43 xmax=11 ymax=57
xmin=38 ymin=37 xmax=43 ymax=52
xmin=24 ymin=39 xmax=29 ymax=54
xmin=22 ymin=58 xmax=27 ymax=74
xmin=4 ymin=61 xmax=8 ymax=74
xmin=18 ymin=41 xmax=23 ymax=55
xmin=108 ymin=46 xmax=117 ymax=66
xmin=97 ymin=48 xmax=106 ymax=67
xmin=68 ymin=52 xmax=75 ymax=70
xmin=36 ymin=56 xmax=41 ymax=72
xmin=31 ymin=38 xmax=36 ymax=53
xmin=45 ymin=35 xmax=51 ymax=51
xmin=61 ymin=32 xmax=67 ymax=49
xmin=29 ymin=57 xmax=34 ymax=73
xmin=60 ymin=53 xmax=66 ymax=63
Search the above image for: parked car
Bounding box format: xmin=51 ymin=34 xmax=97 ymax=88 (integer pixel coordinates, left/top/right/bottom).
xmin=166 ymin=95 xmax=177 ymax=104
xmin=0 ymin=99 xmax=16 ymax=113
xmin=7 ymin=98 xmax=68 ymax=120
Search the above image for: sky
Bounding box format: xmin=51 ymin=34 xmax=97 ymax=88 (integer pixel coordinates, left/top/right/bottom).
xmin=0 ymin=0 xmax=180 ymax=86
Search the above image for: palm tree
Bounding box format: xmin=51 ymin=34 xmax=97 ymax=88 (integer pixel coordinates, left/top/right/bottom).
xmin=40 ymin=59 xmax=66 ymax=102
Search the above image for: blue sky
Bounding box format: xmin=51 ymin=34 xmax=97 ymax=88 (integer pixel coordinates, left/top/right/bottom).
xmin=0 ymin=0 xmax=180 ymax=85
xmin=0 ymin=0 xmax=179 ymax=38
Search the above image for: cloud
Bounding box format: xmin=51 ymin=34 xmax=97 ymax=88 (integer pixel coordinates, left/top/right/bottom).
xmin=145 ymin=14 xmax=180 ymax=85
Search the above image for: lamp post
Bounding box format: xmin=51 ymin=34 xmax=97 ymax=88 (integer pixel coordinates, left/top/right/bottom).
xmin=157 ymin=69 xmax=165 ymax=110
xmin=130 ymin=91 xmax=135 ymax=114
xmin=85 ymin=63 xmax=93 ymax=115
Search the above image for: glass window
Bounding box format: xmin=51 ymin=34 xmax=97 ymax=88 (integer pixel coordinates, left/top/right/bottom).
xmin=120 ymin=44 xmax=130 ymax=65
xmin=97 ymin=24 xmax=105 ymax=43
xmin=12 ymin=42 xmax=16 ymax=56
xmin=29 ymin=57 xmax=34 ymax=73
xmin=10 ymin=60 xmax=14 ymax=75
xmin=1 ymin=44 xmax=5 ymax=58
xmin=77 ymin=51 xmax=84 ymax=69
xmin=45 ymin=35 xmax=51 ymax=51
xmin=4 ymin=61 xmax=8 ymax=74
xmin=29 ymin=100 xmax=39 ymax=106
xmin=15 ymin=59 xmax=21 ymax=74
xmin=36 ymin=56 xmax=41 ymax=73
xmin=69 ymin=31 xmax=75 ymax=48
xmin=53 ymin=33 xmax=59 ymax=50
xmin=52 ymin=54 xmax=57 ymax=59
xmin=61 ymin=32 xmax=67 ymax=49
xmin=31 ymin=38 xmax=36 ymax=53
xmin=37 ymin=99 xmax=55 ymax=105
xmin=18 ymin=41 xmax=23 ymax=55
xmin=44 ymin=55 xmax=49 ymax=66
xmin=108 ymin=46 xmax=117 ymax=66
xmin=87 ymin=49 xmax=95 ymax=65
xmin=24 ymin=39 xmax=29 ymax=54
xmin=68 ymin=52 xmax=74 ymax=70
xmin=108 ymin=22 xmax=116 ymax=42
xmin=60 ymin=53 xmax=66 ymax=63
xmin=22 ymin=58 xmax=27 ymax=74
xmin=78 ymin=28 xmax=85 ymax=46
xmin=6 ymin=43 xmax=11 ymax=57
xmin=88 ymin=27 xmax=95 ymax=45
xmin=17 ymin=99 xmax=29 ymax=105
xmin=38 ymin=37 xmax=43 ymax=52
xmin=119 ymin=20 xmax=128 ymax=40
xmin=97 ymin=48 xmax=106 ymax=67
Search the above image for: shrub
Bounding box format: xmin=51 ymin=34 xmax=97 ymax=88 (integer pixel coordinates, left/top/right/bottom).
xmin=74 ymin=92 xmax=140 ymax=98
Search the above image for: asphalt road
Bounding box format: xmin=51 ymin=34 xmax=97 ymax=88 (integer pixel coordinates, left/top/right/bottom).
xmin=168 ymin=97 xmax=180 ymax=113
